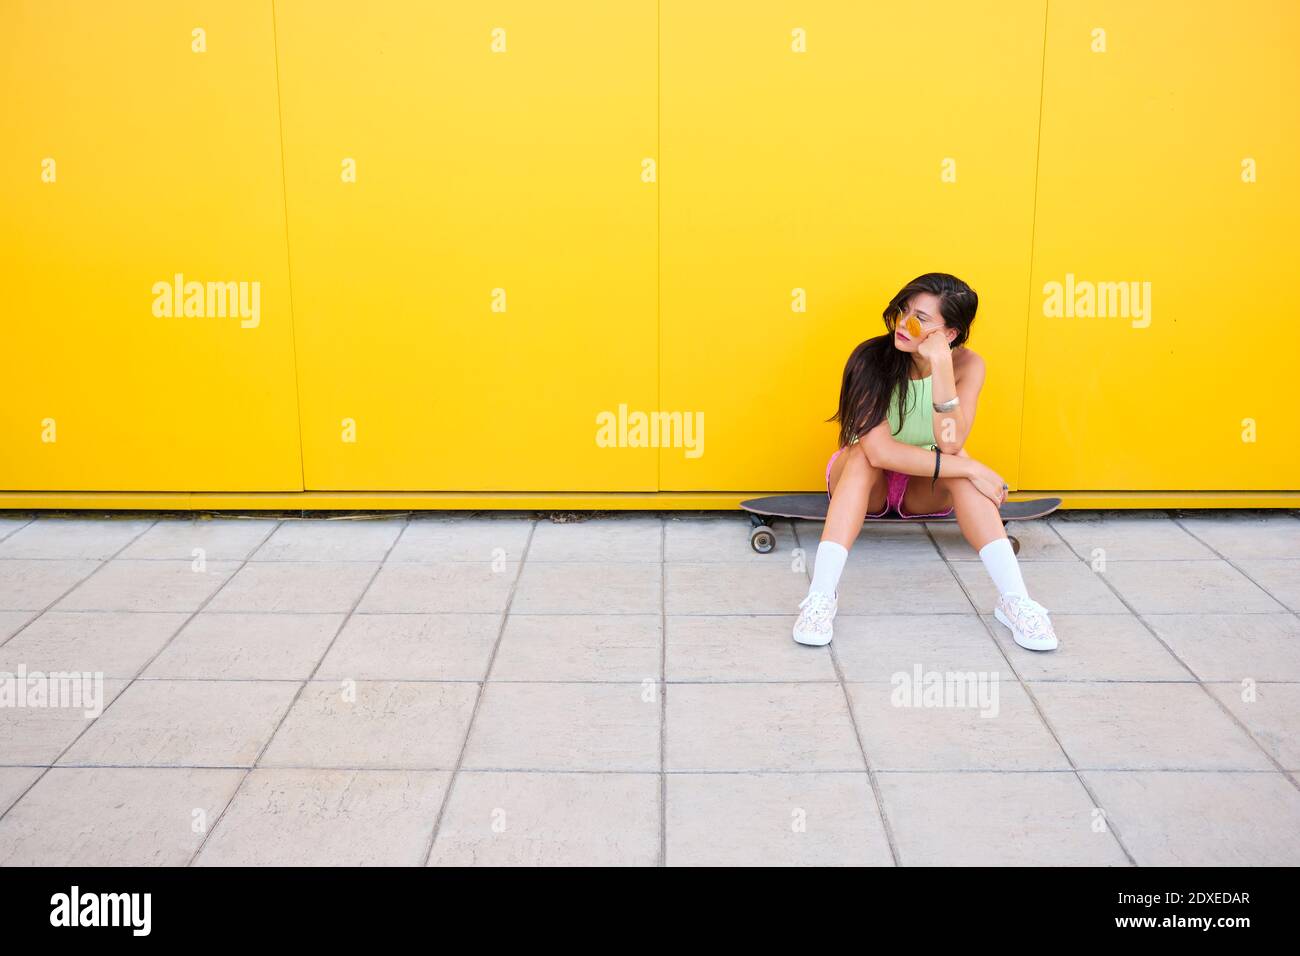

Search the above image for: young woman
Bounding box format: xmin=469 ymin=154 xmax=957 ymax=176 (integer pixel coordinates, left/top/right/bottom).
xmin=792 ymin=272 xmax=1058 ymax=652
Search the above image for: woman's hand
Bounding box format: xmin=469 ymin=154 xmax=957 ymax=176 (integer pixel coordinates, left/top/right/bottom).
xmin=917 ymin=329 xmax=953 ymax=364
xmin=963 ymin=459 xmax=1008 ymax=507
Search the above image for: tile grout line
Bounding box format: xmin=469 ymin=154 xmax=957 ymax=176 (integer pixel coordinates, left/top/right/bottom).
xmin=11 ymin=604 xmax=1292 ymax=617
xmin=924 ymin=518 xmax=1138 ymax=866
xmin=185 ymin=515 xmax=409 ymax=865
xmin=14 ymin=673 xmax=1265 ymax=686
xmin=658 ymin=513 xmax=668 ymax=867
xmin=794 ymin=520 xmax=901 ymax=866
xmin=21 ymin=604 xmax=1282 ymax=615
xmin=0 ymin=554 xmax=1265 ymax=564
xmin=10 ymin=674 xmax=1282 ymax=689
xmin=418 ymin=516 xmax=539 ymax=868
xmin=8 ymin=761 xmax=1285 ymax=776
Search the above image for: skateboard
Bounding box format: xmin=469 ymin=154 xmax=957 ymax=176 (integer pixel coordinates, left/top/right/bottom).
xmin=739 ymin=494 xmax=1062 ymax=555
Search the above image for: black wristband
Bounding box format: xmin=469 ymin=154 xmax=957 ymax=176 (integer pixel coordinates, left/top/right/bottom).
xmin=931 ymin=445 xmax=941 ymax=489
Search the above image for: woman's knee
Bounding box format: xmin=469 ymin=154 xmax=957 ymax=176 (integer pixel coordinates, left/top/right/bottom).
xmin=941 ymin=476 xmax=977 ymax=504
xmin=841 ymin=446 xmax=882 ymax=483
xmin=942 ymin=476 xmax=995 ymax=510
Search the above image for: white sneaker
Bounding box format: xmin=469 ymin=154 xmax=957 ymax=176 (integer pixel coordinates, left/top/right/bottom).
xmin=994 ymin=593 xmax=1059 ymax=651
xmin=793 ymin=589 xmax=837 ymax=646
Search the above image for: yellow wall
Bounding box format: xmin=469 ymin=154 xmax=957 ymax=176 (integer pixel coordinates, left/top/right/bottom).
xmin=2 ymin=0 xmax=1297 ymax=500
xmin=661 ymin=0 xmax=1044 ymax=491
xmin=1022 ymin=0 xmax=1299 ymax=490
xmin=274 ymin=0 xmax=658 ymax=491
xmin=1 ymin=0 xmax=303 ymax=491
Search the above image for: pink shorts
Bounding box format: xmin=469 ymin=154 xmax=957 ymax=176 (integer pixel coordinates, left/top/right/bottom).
xmin=825 ymin=445 xmax=954 ymax=519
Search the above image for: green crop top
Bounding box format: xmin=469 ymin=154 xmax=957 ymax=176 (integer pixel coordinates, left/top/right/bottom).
xmin=886 ymin=374 xmax=936 ymax=448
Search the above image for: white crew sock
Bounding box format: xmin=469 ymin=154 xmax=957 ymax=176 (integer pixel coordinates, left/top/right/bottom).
xmin=978 ymin=537 xmax=1028 ymax=598
xmin=809 ymin=540 xmax=849 ymax=597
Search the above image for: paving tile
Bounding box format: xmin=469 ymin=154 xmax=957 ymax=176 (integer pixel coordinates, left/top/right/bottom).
xmin=1235 ymin=559 xmax=1300 ymax=611
xmin=208 ymin=561 xmax=378 ymax=613
xmin=664 ymin=615 xmax=836 ymax=682
xmin=358 ymin=562 xmax=517 ymax=614
xmin=463 ymin=683 xmax=659 ymax=772
xmin=120 ymin=518 xmax=277 ymax=561
xmin=832 ymin=614 xmax=1005 ymax=683
xmin=513 ymin=562 xmax=661 ymax=614
xmin=58 ymin=680 xmax=299 ymax=768
xmin=316 ymin=613 xmax=498 ymax=682
xmin=194 ymin=769 xmax=450 ymax=866
xmin=0 ymin=611 xmax=188 ymax=679
xmin=1083 ymin=770 xmax=1300 ymax=865
xmin=848 ymin=680 xmax=1068 ymax=771
xmin=0 ymin=680 xmax=128 ymax=765
xmin=388 ymin=516 xmax=533 ymax=563
xmin=1144 ymin=613 xmax=1300 ymax=682
xmin=1175 ymin=513 xmax=1300 ymax=560
xmin=666 ymin=562 xmax=823 ymax=615
xmin=665 ymin=516 xmax=798 ymax=563
xmin=835 ymin=557 xmax=971 ymax=614
xmin=428 ymin=771 xmax=659 ymax=866
xmin=0 ymin=560 xmax=101 ymax=611
xmin=951 ymin=560 xmax=1125 ymax=614
xmin=932 ymin=520 xmax=1075 ymax=560
xmin=144 ymin=612 xmax=343 ymax=680
xmin=260 ymin=680 xmax=478 ymax=770
xmin=667 ymin=683 xmax=863 ymax=772
xmin=251 ymin=519 xmax=405 ymax=562
xmin=666 ymin=772 xmax=893 ymax=866
xmin=1205 ymin=682 xmax=1300 ymax=769
xmin=0 ymin=518 xmax=153 ymax=559
xmin=878 ymin=770 xmax=1129 ymax=866
xmin=1030 ymin=682 xmax=1273 ymax=770
xmin=1102 ymin=560 xmax=1283 ymax=614
xmin=491 ymin=614 xmax=660 ymax=682
xmin=55 ymin=560 xmax=240 ymax=613
xmin=0 ymin=767 xmax=244 ymax=866
xmin=527 ymin=516 xmax=662 ymax=563
xmin=0 ymin=767 xmax=42 ymax=816
xmin=985 ymin=613 xmax=1189 ymax=682
xmin=1049 ymin=512 xmax=1215 ymax=560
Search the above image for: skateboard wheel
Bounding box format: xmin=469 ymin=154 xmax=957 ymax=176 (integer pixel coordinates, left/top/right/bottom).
xmin=750 ymin=527 xmax=776 ymax=554
xmin=1008 ymin=535 xmax=1020 ymax=555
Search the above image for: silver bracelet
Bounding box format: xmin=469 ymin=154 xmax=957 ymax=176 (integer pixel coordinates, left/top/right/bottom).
xmin=933 ymin=396 xmax=960 ymax=413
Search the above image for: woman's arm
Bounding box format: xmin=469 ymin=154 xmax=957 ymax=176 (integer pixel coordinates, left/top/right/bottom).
xmin=858 ymin=419 xmax=1008 ymax=504
xmin=926 ymin=346 xmax=985 ymax=454
xmin=857 ymin=420 xmax=974 ymax=480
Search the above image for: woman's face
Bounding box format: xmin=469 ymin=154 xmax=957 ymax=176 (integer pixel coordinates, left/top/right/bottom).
xmin=892 ymin=292 xmax=954 ymax=352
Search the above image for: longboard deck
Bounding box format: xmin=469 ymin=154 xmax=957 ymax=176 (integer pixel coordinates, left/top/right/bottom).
xmin=740 ymin=494 xmax=1061 ymax=523
xmin=739 ymin=494 xmax=1061 ymax=554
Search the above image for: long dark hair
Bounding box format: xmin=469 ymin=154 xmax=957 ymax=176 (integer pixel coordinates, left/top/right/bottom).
xmin=827 ymin=272 xmax=978 ymax=449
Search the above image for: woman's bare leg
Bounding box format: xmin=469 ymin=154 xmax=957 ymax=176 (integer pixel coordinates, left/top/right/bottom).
xmin=795 ymin=445 xmax=888 ymax=644
xmin=823 ymin=444 xmax=887 ymax=549
xmin=941 ymin=475 xmax=1006 ymax=551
